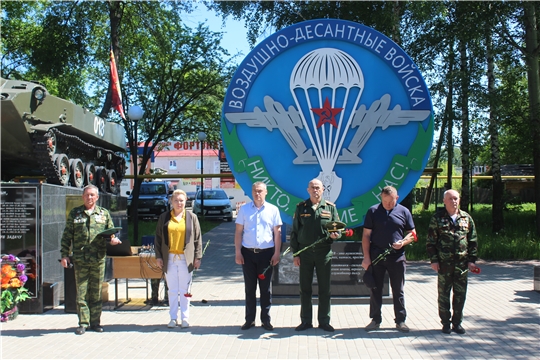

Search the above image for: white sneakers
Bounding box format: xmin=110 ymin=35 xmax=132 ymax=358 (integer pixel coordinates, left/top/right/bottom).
xmin=167 ymin=319 xmax=189 ymax=328
xmin=167 ymin=319 xmax=177 ymax=328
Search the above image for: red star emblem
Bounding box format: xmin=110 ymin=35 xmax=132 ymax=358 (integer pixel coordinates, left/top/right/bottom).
xmin=311 ymin=98 xmax=343 ymax=128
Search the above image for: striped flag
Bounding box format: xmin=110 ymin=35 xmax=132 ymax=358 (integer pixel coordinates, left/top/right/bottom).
xmin=110 ymin=48 xmax=125 ymax=119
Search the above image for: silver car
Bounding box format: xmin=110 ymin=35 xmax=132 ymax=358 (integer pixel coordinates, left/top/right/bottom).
xmin=192 ymin=189 xmax=234 ymax=222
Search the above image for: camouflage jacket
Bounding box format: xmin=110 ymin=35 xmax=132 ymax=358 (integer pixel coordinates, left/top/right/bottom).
xmin=60 ymin=205 xmax=114 ymax=263
xmin=426 ymin=208 xmax=478 ymax=264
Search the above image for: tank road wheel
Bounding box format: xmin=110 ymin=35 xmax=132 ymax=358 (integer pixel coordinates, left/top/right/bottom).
xmin=69 ymin=158 xmax=84 ymax=188
xmin=96 ymin=166 xmax=108 ymax=193
xmin=84 ymin=163 xmax=96 ymax=186
xmin=46 ymin=131 xmax=57 ymax=155
xmin=106 ymin=169 xmax=118 ymax=194
xmin=115 ymin=158 xmax=126 ymax=178
xmin=53 ymin=154 xmax=70 ymax=186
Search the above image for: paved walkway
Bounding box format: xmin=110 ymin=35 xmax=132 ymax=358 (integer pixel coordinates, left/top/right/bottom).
xmin=2 ymin=221 xmax=539 ymax=359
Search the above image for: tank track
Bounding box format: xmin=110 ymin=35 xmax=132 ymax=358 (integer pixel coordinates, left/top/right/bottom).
xmin=31 ymin=127 xmax=126 ymax=193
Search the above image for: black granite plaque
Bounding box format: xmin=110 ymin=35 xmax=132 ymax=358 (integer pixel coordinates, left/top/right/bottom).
xmin=1 ymin=186 xmax=39 ymax=298
xmin=273 ymin=241 xmax=389 ymax=298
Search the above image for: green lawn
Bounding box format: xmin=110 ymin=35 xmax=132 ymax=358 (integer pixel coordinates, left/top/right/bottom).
xmin=408 ymin=203 xmax=539 ymax=261
xmin=128 ymin=204 xmax=540 ymax=261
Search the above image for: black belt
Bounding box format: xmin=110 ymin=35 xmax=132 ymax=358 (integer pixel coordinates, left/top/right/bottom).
xmin=243 ymin=247 xmax=274 ymax=253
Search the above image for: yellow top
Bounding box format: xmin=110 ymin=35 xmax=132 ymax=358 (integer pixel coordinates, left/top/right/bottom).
xmin=168 ymin=210 xmax=186 ymax=254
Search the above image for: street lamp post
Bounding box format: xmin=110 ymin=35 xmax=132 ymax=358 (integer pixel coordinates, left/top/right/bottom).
xmin=127 ymin=105 xmax=143 ymax=245
xmin=198 ymin=131 xmax=206 ymax=220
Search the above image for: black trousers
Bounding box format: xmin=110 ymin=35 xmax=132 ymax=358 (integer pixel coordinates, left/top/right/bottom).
xmin=369 ymin=257 xmax=406 ymax=324
xmin=241 ymin=247 xmax=274 ymax=323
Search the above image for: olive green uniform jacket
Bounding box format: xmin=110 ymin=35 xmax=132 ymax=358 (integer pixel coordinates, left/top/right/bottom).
xmin=290 ymin=198 xmax=340 ymax=253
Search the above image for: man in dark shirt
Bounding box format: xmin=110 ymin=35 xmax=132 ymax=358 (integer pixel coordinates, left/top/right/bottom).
xmin=361 ymin=186 xmax=417 ymax=333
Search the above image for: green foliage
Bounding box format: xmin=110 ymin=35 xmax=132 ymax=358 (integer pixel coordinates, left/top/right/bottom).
xmin=416 ymin=160 xmax=463 ymax=190
xmin=1 ymin=283 xmax=30 ymax=314
xmin=408 ymin=203 xmax=540 ymax=261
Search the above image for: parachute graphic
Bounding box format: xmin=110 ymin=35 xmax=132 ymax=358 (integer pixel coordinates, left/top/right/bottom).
xmin=290 ymin=48 xmax=364 ymax=201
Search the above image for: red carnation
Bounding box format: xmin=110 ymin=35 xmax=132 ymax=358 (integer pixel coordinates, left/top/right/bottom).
xmin=412 ymin=231 xmax=418 ymax=242
xmin=471 ymin=266 xmax=481 ymax=274
xmin=184 ymin=293 xmax=193 ymax=298
xmin=258 ymin=274 xmax=266 ymax=280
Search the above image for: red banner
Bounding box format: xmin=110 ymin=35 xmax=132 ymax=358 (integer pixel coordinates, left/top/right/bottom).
xmin=110 ymin=48 xmax=125 ymax=119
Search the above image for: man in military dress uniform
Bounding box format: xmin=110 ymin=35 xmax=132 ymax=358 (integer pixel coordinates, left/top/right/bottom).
xmin=60 ymin=185 xmax=121 ymax=335
xmin=290 ymin=179 xmax=340 ymax=332
xmin=427 ymin=189 xmax=478 ymax=335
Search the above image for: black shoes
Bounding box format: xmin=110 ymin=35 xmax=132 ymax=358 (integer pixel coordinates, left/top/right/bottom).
xmin=241 ymin=321 xmax=255 ymax=330
xmin=90 ymin=325 xmax=104 ymax=333
xmin=295 ymin=322 xmax=313 ymax=331
xmin=75 ymin=326 xmax=86 ymax=335
xmin=396 ymin=322 xmax=410 ymax=333
xmin=452 ymin=324 xmax=466 ymax=334
xmin=365 ymin=320 xmax=381 ymax=331
xmin=318 ymin=323 xmax=335 ymax=332
xmin=262 ymin=321 xmax=274 ymax=331
xmin=442 ymin=324 xmax=451 ymax=334
xmin=442 ymin=324 xmax=465 ymax=334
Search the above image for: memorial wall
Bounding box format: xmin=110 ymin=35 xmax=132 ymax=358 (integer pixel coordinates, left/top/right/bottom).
xmin=0 ymin=183 xmax=127 ymax=313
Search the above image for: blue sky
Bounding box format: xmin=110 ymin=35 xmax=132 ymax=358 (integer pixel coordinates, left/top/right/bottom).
xmin=184 ymin=4 xmax=254 ymax=58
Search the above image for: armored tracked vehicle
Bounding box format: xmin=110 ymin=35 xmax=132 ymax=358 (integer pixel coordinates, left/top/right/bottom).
xmin=1 ymin=78 xmax=127 ymax=194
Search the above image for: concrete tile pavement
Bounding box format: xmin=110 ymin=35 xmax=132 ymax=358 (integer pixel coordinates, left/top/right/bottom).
xmin=1 ymin=221 xmax=539 ymax=359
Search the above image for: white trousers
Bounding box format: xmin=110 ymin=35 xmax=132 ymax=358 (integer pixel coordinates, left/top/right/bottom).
xmin=165 ymin=254 xmax=192 ymax=321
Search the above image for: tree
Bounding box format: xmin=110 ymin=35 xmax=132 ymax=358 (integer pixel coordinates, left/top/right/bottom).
xmin=2 ymin=1 xmax=235 ymax=242
xmin=496 ymin=2 xmax=540 ymax=234
xmin=485 ymin=6 xmax=504 ymax=232
xmin=104 ymin=3 xmax=234 ymax=239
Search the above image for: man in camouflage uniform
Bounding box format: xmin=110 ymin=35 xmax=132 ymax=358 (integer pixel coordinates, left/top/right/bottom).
xmin=60 ymin=185 xmax=121 ymax=335
xmin=290 ymin=179 xmax=340 ymax=332
xmin=426 ymin=189 xmax=478 ymax=335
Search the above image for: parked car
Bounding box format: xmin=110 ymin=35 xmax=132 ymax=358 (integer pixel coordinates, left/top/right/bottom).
xmin=185 ymin=191 xmax=197 ymax=207
xmin=192 ymin=189 xmax=234 ymax=222
xmin=127 ymin=181 xmax=172 ymax=218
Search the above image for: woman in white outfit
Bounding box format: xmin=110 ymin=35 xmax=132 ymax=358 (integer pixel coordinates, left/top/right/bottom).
xmin=154 ymin=189 xmax=202 ymax=328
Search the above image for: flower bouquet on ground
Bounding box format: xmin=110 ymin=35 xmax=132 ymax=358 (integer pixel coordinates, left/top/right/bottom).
xmin=185 ymin=239 xmax=211 ymax=298
xmin=1 ymin=254 xmax=31 ymax=322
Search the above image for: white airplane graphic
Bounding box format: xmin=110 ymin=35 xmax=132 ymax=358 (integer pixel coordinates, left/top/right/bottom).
xmin=225 ymin=94 xmax=430 ymax=165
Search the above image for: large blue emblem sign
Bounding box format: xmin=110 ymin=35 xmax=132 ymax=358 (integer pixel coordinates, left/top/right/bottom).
xmin=222 ymin=19 xmax=433 ymax=227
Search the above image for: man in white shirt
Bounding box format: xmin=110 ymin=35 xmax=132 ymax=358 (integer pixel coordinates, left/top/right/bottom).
xmin=235 ymin=181 xmax=282 ymax=331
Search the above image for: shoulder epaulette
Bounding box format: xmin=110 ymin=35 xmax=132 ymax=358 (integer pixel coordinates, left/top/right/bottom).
xmin=297 ymin=201 xmax=306 ymax=207
xmin=325 ymin=200 xmax=336 ymax=206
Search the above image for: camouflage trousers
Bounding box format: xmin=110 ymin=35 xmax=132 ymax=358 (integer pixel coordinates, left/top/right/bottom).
xmin=74 ymin=260 xmax=106 ymax=327
xmin=437 ymin=261 xmax=468 ymax=326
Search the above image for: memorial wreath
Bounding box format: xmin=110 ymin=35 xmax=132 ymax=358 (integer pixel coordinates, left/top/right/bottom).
xmin=1 ymin=254 xmax=31 ymax=322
